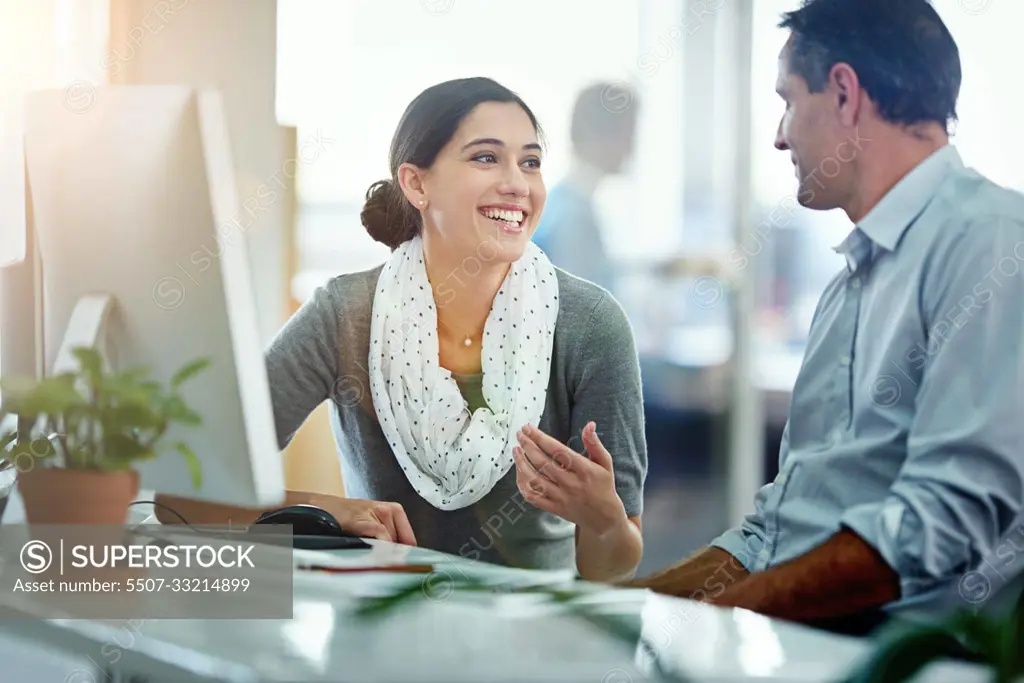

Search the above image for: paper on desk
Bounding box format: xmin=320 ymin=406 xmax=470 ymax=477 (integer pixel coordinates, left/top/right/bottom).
xmin=292 ymin=555 xmax=577 ymax=603
xmin=291 ymin=542 xmax=414 ymax=569
xmin=291 ymin=545 xmax=575 ymax=588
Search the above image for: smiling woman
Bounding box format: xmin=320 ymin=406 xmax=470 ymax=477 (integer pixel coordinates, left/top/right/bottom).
xmin=262 ymin=77 xmax=649 ymax=583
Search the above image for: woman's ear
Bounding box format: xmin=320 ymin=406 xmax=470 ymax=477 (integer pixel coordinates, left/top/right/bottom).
xmin=397 ymin=163 xmax=428 ymax=209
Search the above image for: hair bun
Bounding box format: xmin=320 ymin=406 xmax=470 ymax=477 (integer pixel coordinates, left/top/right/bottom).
xmin=360 ymin=179 xmax=414 ymax=250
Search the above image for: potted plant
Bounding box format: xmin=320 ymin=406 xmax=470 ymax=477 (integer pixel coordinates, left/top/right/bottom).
xmin=838 ymin=604 xmax=1023 ymax=683
xmin=0 ymin=346 xmax=210 ymax=525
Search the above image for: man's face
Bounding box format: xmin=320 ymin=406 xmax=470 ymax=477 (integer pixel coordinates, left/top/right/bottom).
xmin=774 ymin=43 xmax=853 ymax=211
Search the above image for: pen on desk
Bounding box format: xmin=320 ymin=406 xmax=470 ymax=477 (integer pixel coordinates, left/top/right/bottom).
xmin=297 ymin=564 xmax=435 ymax=574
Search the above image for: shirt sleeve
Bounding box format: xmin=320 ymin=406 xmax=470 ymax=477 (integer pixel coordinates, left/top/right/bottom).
xmin=264 ymin=281 xmax=343 ymax=449
xmin=708 ymin=492 xmax=771 ymax=572
xmin=572 ymin=292 xmax=647 ymax=517
xmin=840 ymin=216 xmax=1024 ymax=599
xmin=708 ymin=424 xmax=786 ymax=571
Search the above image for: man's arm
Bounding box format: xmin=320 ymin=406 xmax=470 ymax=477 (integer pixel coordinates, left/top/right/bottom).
xmin=708 ymin=528 xmax=899 ymax=619
xmin=621 ymin=545 xmax=749 ymax=598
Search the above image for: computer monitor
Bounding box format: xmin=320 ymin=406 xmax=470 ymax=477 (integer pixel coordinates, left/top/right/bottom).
xmin=2 ymin=84 xmax=286 ymax=508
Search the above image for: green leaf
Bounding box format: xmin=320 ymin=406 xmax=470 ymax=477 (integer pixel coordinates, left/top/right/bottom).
xmin=98 ymin=378 xmax=151 ymax=404
xmin=161 ymin=396 xmax=202 ymax=426
xmin=0 ymin=376 xmax=43 ymax=400
xmin=1 ymin=374 xmax=84 ymax=416
xmin=115 ymin=365 xmax=150 ymax=382
xmin=101 ymin=434 xmax=154 ymax=469
xmin=72 ymin=347 xmax=103 ymax=383
xmin=139 ymin=380 xmax=162 ymax=398
xmin=103 ymin=403 xmax=163 ymax=432
xmin=839 ymin=626 xmax=963 ymax=683
xmin=171 ymin=358 xmax=211 ymax=389
xmin=41 ymin=379 xmax=87 ymax=411
xmin=172 ymin=441 xmax=202 ymax=489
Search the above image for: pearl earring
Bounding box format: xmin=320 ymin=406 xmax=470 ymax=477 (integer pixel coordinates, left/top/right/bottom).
xmin=418 ymin=199 xmax=426 ymax=208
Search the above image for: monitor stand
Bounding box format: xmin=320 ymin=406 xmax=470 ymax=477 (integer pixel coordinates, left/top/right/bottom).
xmin=50 ymin=293 xmax=116 ymax=375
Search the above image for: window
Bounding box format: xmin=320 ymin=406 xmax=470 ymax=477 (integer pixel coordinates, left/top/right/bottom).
xmin=276 ymin=0 xmax=691 ymax=302
xmin=0 ymin=0 xmax=108 ymax=376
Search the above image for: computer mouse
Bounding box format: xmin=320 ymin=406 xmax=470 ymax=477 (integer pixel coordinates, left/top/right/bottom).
xmin=250 ymin=504 xmax=372 ymax=550
xmin=253 ymin=504 xmax=344 ymax=535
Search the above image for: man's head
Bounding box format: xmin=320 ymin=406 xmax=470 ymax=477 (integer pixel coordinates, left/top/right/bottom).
xmin=775 ymin=0 xmax=961 ymax=212
xmin=570 ymin=82 xmax=639 ymax=175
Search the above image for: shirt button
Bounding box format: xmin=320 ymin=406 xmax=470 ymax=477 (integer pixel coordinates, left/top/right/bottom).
xmin=850 ymin=278 xmax=861 ymax=289
xmin=838 ymin=354 xmax=851 ymax=366
xmin=758 ymin=549 xmax=771 ymax=564
xmin=829 ymin=428 xmax=843 ymax=443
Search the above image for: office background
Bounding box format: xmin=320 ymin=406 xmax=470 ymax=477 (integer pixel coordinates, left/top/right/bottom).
xmin=0 ymin=0 xmax=1020 ymax=574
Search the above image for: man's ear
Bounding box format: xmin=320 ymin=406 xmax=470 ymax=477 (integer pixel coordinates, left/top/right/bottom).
xmin=830 ymin=62 xmax=862 ymax=126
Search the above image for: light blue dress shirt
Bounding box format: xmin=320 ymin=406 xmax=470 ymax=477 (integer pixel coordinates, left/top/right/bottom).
xmin=711 ymin=144 xmax=1024 ymax=624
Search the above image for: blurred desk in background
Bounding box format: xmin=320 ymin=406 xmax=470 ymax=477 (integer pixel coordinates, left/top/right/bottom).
xmin=639 ymin=324 xmax=802 ymax=487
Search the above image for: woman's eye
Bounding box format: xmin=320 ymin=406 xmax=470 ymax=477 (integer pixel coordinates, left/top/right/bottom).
xmin=522 ymin=157 xmax=541 ymax=169
xmin=473 ymin=153 xmax=497 ymax=163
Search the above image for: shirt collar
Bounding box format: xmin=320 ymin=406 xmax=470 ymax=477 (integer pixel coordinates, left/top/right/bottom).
xmin=834 ymin=144 xmax=963 ymax=270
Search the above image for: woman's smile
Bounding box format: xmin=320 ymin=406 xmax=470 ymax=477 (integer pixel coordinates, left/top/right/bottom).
xmin=478 ymin=203 xmax=528 ymax=234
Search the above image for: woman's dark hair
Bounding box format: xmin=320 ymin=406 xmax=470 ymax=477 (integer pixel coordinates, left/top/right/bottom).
xmin=779 ymin=0 xmax=961 ymax=131
xmin=360 ymin=77 xmax=544 ymax=250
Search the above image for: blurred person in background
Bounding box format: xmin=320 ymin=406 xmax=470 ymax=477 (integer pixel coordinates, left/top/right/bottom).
xmin=624 ymin=0 xmax=1024 ymax=652
xmin=532 ymin=81 xmax=639 ymax=297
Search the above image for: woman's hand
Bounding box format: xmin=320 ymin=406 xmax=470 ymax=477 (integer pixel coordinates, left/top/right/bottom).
xmin=308 ymin=494 xmax=418 ymax=546
xmin=153 ymin=492 xmax=418 ymax=546
xmin=513 ymin=421 xmax=627 ymax=535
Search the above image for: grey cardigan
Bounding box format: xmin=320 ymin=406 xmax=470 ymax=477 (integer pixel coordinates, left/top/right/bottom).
xmin=265 ymin=264 xmax=647 ymax=570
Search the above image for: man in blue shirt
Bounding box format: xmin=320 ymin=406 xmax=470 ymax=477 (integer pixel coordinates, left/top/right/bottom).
xmin=627 ymin=0 xmax=1024 ymax=637
xmin=532 ymin=82 xmax=638 ymax=296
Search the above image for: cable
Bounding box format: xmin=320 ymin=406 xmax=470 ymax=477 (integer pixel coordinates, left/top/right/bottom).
xmin=127 ymin=500 xmax=253 ymax=543
xmin=128 ymin=499 xmax=192 ymax=527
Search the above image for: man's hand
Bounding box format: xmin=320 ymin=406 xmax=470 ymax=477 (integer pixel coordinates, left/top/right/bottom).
xmin=310 ymin=494 xmax=417 ymax=546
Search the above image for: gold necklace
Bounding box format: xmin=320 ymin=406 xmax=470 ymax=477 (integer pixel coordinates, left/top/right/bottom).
xmin=436 ymin=314 xmax=483 ymax=348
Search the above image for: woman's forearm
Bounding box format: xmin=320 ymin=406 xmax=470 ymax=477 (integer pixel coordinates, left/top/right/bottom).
xmin=575 ymin=516 xmax=643 ymax=583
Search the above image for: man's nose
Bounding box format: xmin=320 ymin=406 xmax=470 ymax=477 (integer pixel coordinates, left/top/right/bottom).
xmin=774 ymin=118 xmax=789 ymax=151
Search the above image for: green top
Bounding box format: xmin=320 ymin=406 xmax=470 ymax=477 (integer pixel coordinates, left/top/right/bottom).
xmin=451 ymin=372 xmax=489 ymax=413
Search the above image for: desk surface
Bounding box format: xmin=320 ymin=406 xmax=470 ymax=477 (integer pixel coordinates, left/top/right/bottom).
xmin=0 ymin=538 xmax=997 ymax=683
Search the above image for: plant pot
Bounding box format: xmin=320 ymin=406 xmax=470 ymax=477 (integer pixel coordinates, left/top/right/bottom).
xmin=17 ymin=467 xmax=139 ymax=525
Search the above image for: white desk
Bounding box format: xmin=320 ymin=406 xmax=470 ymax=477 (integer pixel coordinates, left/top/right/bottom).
xmin=0 ymin=537 xmax=997 ymax=683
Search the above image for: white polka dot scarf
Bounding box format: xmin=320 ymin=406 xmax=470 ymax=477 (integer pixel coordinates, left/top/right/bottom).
xmin=368 ymin=234 xmax=560 ymax=510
